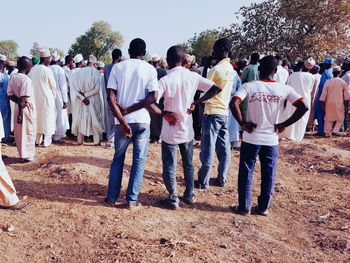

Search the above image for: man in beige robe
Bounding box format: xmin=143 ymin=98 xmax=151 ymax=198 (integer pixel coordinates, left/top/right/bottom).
xmin=28 ymin=48 xmax=56 ymax=147
xmin=320 ymin=66 xmax=350 ymax=136
xmin=0 ymin=111 xmax=29 ymax=210
xmin=71 ymin=55 xmax=103 ymax=144
xmin=8 ymin=56 xmax=36 ymax=161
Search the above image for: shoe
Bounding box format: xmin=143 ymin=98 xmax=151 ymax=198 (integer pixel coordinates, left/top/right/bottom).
xmin=252 ymin=206 xmax=269 ymax=216
xmin=210 ymin=178 xmax=225 ymax=188
xmin=158 ymin=199 xmax=179 ymax=210
xmin=183 ymin=196 xmax=196 ymax=205
xmin=230 ymin=205 xmax=250 ymax=215
xmin=194 ymin=180 xmax=209 ymax=190
xmin=126 ymin=202 xmax=142 ymax=210
xmin=324 ymin=133 xmax=332 ymax=138
xmin=103 ymin=198 xmax=116 ymax=207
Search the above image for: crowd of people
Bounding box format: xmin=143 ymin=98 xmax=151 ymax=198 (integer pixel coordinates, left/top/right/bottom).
xmin=0 ymin=37 xmax=349 ymax=215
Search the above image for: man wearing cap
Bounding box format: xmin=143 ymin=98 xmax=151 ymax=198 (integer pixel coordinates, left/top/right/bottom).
xmin=307 ymin=65 xmax=322 ymax=130
xmin=281 ymin=57 xmax=316 ymax=141
xmin=230 ymin=55 xmax=308 ymax=216
xmin=28 ymin=48 xmax=57 ymax=147
xmin=273 ymin=55 xmax=289 ymax=84
xmin=0 ymin=57 xmax=11 ymax=143
xmin=314 ymin=58 xmax=334 ymax=136
xmin=319 ymin=66 xmax=349 ymax=137
xmin=342 ymin=59 xmax=350 ymax=131
xmin=49 ymin=52 xmax=69 ymax=143
xmin=71 ymin=54 xmax=103 ymax=145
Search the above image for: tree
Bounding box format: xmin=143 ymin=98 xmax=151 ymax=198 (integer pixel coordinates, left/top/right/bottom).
xmin=221 ymin=0 xmax=350 ymax=61
xmin=0 ymin=40 xmax=18 ymax=60
xmin=187 ymin=29 xmax=220 ymax=63
xmin=30 ymin=42 xmax=65 ymax=59
xmin=69 ymin=21 xmax=123 ymax=60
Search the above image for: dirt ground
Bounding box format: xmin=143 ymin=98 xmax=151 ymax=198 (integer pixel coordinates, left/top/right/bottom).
xmin=0 ymin=133 xmax=349 ymax=263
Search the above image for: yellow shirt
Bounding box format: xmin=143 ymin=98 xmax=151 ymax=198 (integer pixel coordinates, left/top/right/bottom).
xmin=204 ymin=58 xmax=234 ymax=116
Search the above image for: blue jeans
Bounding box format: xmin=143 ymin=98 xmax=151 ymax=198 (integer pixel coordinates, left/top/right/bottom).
xmin=237 ymin=142 xmax=278 ymax=213
xmin=107 ymin=123 xmax=150 ymax=204
xmin=0 ymin=100 xmax=11 ymax=142
xmin=162 ymin=140 xmax=194 ymax=205
xmin=198 ymin=114 xmax=231 ymax=187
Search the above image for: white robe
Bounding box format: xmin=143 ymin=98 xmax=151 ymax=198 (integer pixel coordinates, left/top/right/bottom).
xmin=28 ymin=64 xmax=56 ymax=135
xmin=281 ymin=71 xmax=315 ymax=141
xmin=274 ymin=65 xmax=289 ymax=84
xmin=0 ymin=112 xmax=19 ymax=206
xmin=50 ymin=65 xmax=69 ymax=137
xmin=71 ymin=67 xmax=103 ymax=136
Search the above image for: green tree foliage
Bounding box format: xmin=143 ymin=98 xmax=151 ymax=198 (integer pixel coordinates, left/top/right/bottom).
xmin=30 ymin=42 xmax=65 ymax=59
xmin=187 ymin=29 xmax=220 ymax=63
xmin=0 ymin=40 xmax=18 ymax=60
xmin=69 ymin=21 xmax=123 ymax=60
xmin=221 ymin=0 xmax=350 ymax=61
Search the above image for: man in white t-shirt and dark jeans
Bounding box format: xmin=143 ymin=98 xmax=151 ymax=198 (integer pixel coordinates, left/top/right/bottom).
xmin=157 ymin=46 xmax=221 ymax=210
xmin=105 ymin=38 xmax=158 ymax=209
xmin=230 ymin=55 xmax=308 ymax=216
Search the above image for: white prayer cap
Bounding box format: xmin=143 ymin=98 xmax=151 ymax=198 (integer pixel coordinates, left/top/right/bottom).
xmin=88 ymin=55 xmax=97 ymax=63
xmin=184 ymin=54 xmax=195 ymax=64
xmin=151 ymin=54 xmax=161 ymax=62
xmin=73 ymin=54 xmax=83 ymax=64
xmin=0 ymin=54 xmax=6 ymax=61
xmin=38 ymin=48 xmax=51 ymax=58
xmin=96 ymin=61 xmax=105 ymax=68
xmin=304 ymin=57 xmax=316 ymax=70
xmin=51 ymin=51 xmax=61 ymax=62
xmin=7 ymin=61 xmax=17 ymax=67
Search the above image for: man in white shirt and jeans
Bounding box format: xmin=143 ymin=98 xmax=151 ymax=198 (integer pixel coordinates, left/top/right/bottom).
xmin=230 ymin=55 xmax=308 ymax=216
xmin=105 ymin=38 xmax=158 ymax=208
xmin=157 ymin=46 xmax=221 ymax=210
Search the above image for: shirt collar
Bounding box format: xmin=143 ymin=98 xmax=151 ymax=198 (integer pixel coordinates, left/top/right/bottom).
xmin=217 ymin=58 xmax=231 ymax=65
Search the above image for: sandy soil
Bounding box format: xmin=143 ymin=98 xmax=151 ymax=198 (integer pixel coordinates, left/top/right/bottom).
xmin=0 ymin=134 xmax=349 ymax=263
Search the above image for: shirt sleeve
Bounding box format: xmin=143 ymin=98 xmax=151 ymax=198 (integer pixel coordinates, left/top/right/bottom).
xmin=197 ymin=75 xmax=214 ymax=93
xmin=107 ymin=65 xmax=118 ymax=91
xmin=147 ymin=68 xmax=159 ymax=93
xmin=343 ymin=81 xmax=350 ymax=101
xmin=207 ymin=67 xmax=219 ymax=87
xmin=19 ymin=77 xmax=32 ymax=97
xmin=286 ymin=85 xmax=303 ymax=104
xmin=233 ymin=83 xmax=249 ymax=102
xmin=157 ymin=79 xmax=165 ymax=101
xmin=319 ymin=81 xmax=329 ymax=102
xmin=7 ymin=77 xmax=14 ymax=96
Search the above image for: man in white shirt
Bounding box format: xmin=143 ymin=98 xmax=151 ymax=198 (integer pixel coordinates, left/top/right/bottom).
xmin=230 ymin=55 xmax=308 ymax=216
xmin=273 ymin=55 xmax=289 ymax=84
xmin=157 ymin=46 xmax=221 ymax=210
xmin=342 ymin=60 xmax=350 ymax=131
xmin=50 ymin=52 xmax=69 ymax=142
xmin=105 ymin=38 xmax=158 ymax=209
xmin=28 ymin=48 xmax=56 ymax=147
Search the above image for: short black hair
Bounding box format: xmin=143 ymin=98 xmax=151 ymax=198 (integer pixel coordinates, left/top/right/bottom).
xmin=17 ymin=56 xmax=31 ymax=71
xmin=112 ymin=49 xmax=122 ymax=60
xmin=213 ymin=38 xmax=231 ymax=52
xmin=65 ymin=55 xmax=73 ymax=64
xmin=275 ymin=55 xmax=283 ymax=61
xmin=259 ymin=55 xmax=278 ymax=75
xmin=129 ymin=38 xmax=146 ymax=57
xmin=166 ymin=46 xmax=184 ymax=65
xmin=250 ymin=52 xmax=260 ymax=63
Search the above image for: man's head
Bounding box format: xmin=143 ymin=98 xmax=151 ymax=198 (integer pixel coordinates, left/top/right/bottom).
xmin=166 ymin=46 xmax=184 ymax=69
xmin=112 ymin=49 xmax=122 ymax=63
xmin=183 ymin=54 xmax=195 ymax=69
xmin=323 ymin=58 xmax=333 ymax=69
xmin=38 ymin=48 xmax=51 ymax=66
xmin=212 ymin=38 xmax=231 ymax=60
xmin=88 ymin=55 xmax=97 ymax=67
xmin=17 ymin=56 xmax=33 ymax=75
xmin=73 ymin=54 xmax=84 ymax=68
xmin=333 ymin=66 xmax=342 ymax=77
xmin=258 ymin=55 xmax=279 ymax=79
xmin=275 ymin=55 xmax=283 ymax=65
xmin=250 ymin=52 xmax=260 ymax=64
xmin=128 ymin=38 xmax=146 ymax=58
xmin=310 ymin=65 xmax=320 ymax=75
xmin=0 ymin=60 xmax=5 ymax=73
xmin=65 ymin=55 xmax=74 ymax=68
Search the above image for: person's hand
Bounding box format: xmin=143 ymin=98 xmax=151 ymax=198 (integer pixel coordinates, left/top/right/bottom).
xmin=163 ymin=111 xmax=177 ymax=126
xmin=19 ymin=98 xmax=28 ymax=109
xmin=274 ymin=123 xmax=286 ymax=133
xmin=121 ymin=107 xmax=128 ymax=116
xmin=122 ymin=123 xmax=132 ymax=138
xmin=63 ymin=102 xmax=67 ymax=109
xmin=241 ymin=121 xmax=257 ymax=133
xmin=187 ymin=103 xmax=196 ymax=114
xmin=82 ymin=98 xmax=90 ymax=105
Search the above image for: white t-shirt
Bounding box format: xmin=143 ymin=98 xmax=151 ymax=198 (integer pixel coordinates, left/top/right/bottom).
xmin=274 ymin=65 xmax=289 ymax=84
xmin=158 ymin=66 xmax=214 ymax=144
xmin=107 ymin=59 xmax=159 ymax=124
xmin=234 ymin=80 xmax=302 ymax=146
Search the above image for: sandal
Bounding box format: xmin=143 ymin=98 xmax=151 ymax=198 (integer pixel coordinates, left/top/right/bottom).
xmin=7 ymin=201 xmax=29 ymax=210
xmin=103 ymin=198 xmax=116 ymax=207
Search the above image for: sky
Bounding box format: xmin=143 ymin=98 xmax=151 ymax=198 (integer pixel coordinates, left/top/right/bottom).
xmin=0 ymin=0 xmax=263 ymax=58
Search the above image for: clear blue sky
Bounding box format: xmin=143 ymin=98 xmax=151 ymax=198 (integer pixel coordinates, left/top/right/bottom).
xmin=0 ymin=0 xmax=263 ymax=58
